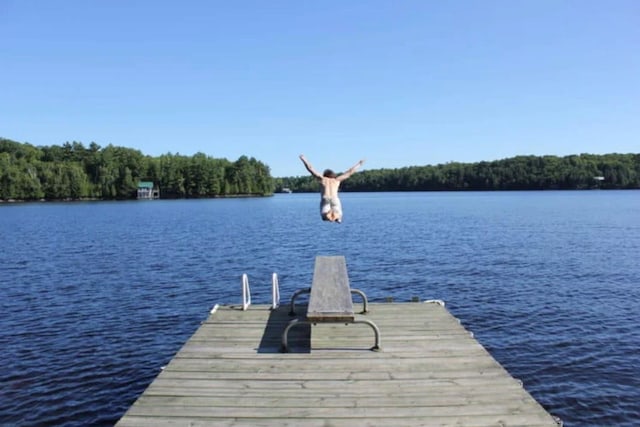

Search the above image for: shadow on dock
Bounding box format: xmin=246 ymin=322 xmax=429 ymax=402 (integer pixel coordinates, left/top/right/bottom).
xmin=257 ymin=305 xmax=311 ymax=354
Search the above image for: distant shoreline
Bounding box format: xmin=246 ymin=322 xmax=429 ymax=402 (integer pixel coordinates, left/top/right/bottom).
xmin=0 ymin=194 xmax=274 ymax=204
xmin=4 ymin=188 xmax=638 ymax=204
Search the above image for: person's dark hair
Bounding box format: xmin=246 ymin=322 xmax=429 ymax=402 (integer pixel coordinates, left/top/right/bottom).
xmin=323 ymin=169 xmax=337 ymax=178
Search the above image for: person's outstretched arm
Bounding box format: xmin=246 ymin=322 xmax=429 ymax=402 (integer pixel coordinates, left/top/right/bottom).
xmin=299 ymin=154 xmax=322 ymax=179
xmin=337 ymin=159 xmax=365 ymax=181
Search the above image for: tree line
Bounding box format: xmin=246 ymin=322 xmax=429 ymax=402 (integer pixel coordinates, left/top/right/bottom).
xmin=3 ymin=137 xmax=639 ymax=201
xmin=0 ymin=138 xmax=274 ymax=200
xmin=276 ymin=153 xmax=640 ymax=192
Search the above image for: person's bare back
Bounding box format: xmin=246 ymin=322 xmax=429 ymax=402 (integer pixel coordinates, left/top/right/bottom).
xmin=319 ymin=176 xmax=341 ymax=199
xmin=299 ymin=154 xmax=365 ymax=223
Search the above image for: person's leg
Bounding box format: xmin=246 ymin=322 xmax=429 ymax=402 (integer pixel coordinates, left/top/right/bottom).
xmin=331 ymin=198 xmax=343 ymax=223
xmin=320 ymin=198 xmax=332 ymax=221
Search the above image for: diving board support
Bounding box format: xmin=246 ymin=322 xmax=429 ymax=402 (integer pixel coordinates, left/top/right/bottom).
xmin=350 ymin=288 xmax=369 ymax=314
xmin=288 ymin=287 xmax=369 ymax=317
xmin=282 ymin=255 xmax=381 ymax=352
xmin=288 ymin=287 xmax=311 ymax=316
xmin=282 ymin=316 xmax=381 ymax=352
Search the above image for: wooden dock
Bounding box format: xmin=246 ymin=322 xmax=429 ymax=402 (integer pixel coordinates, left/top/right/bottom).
xmin=116 ymin=302 xmax=560 ymax=426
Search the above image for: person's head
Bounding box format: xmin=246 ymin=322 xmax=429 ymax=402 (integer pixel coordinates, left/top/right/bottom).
xmin=323 ymin=169 xmax=337 ymax=178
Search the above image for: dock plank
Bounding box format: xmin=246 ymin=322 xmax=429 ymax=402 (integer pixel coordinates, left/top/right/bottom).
xmin=116 ymin=303 xmax=559 ymax=427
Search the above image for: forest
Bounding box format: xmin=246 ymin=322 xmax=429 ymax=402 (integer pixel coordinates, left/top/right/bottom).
xmin=2 ymin=137 xmax=639 ymax=201
xmin=0 ymin=138 xmax=274 ymax=200
xmin=276 ymin=152 xmax=640 ymax=193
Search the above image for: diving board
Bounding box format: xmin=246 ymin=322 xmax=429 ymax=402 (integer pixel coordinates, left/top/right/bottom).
xmin=282 ymin=255 xmax=380 ymax=352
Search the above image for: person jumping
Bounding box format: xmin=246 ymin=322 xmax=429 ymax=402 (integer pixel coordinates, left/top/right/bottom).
xmin=299 ymin=154 xmax=365 ymax=223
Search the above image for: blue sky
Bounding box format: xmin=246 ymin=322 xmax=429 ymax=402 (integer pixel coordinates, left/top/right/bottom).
xmin=1 ymin=1 xmax=638 ymax=177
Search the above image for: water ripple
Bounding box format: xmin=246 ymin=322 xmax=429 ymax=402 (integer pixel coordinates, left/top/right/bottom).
xmin=1 ymin=193 xmax=639 ymax=426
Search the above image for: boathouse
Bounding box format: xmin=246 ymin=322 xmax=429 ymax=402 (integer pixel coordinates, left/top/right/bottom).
xmin=137 ymin=181 xmax=160 ymax=200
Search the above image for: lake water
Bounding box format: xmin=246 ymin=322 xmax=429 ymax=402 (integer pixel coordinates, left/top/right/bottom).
xmin=1 ymin=191 xmax=639 ymax=426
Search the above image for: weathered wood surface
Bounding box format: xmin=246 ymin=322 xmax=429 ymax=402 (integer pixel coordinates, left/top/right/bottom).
xmin=307 ymin=255 xmax=354 ymax=322
xmin=116 ymin=303 xmax=559 ymax=427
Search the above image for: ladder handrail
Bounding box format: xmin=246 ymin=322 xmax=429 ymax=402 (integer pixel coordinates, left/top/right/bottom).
xmin=272 ymin=272 xmax=280 ymax=309
xmin=241 ymin=273 xmax=279 ymax=310
xmin=241 ymin=273 xmax=251 ymax=310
